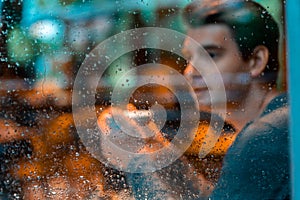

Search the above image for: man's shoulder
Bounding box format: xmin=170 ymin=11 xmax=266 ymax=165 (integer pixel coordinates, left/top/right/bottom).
xmin=248 ymin=104 xmax=289 ymax=135
xmin=211 ymin=94 xmax=291 ymax=200
xmin=230 ymin=94 xmax=289 ymax=154
xmin=241 ymin=93 xmax=289 ymax=140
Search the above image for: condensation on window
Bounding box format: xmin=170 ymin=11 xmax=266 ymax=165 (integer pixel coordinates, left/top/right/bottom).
xmin=0 ymin=0 xmax=288 ymax=199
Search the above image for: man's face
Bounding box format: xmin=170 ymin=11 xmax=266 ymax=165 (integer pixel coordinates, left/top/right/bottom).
xmin=182 ymin=24 xmax=252 ymax=111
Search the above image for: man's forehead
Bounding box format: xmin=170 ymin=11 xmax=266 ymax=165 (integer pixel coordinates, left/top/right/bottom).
xmin=184 ymin=24 xmax=234 ymax=48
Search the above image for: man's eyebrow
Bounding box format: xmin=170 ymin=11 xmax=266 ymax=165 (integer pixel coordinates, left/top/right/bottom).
xmin=197 ymin=44 xmax=225 ymax=56
xmin=201 ymin=44 xmax=223 ymax=50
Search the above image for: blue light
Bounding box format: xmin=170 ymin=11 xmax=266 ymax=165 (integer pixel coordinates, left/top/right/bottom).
xmin=286 ymin=0 xmax=300 ymax=199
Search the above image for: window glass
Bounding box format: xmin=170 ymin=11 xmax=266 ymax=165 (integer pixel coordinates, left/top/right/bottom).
xmin=0 ymin=0 xmax=291 ymax=199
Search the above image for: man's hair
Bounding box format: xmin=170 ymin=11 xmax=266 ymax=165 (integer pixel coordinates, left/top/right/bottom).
xmin=183 ymin=0 xmax=280 ymax=84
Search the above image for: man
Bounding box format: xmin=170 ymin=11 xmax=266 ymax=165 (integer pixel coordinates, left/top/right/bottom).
xmin=182 ymin=0 xmax=290 ymax=199
xmin=101 ymin=1 xmax=290 ymax=199
xmin=182 ymin=0 xmax=282 ymax=133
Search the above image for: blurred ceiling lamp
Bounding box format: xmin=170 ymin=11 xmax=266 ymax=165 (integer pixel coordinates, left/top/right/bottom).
xmin=29 ymin=18 xmax=65 ymax=52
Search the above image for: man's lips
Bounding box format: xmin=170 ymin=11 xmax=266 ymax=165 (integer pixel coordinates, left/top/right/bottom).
xmin=192 ymin=87 xmax=208 ymax=93
xmin=189 ymin=78 xmax=207 ymax=92
xmin=187 ymin=76 xmax=207 ymax=91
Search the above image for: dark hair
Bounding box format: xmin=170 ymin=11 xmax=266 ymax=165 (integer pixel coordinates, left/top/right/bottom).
xmin=183 ymin=1 xmax=280 ymax=84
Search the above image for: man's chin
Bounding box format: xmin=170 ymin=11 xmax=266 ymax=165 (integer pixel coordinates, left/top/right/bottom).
xmin=197 ymin=100 xmax=227 ymax=114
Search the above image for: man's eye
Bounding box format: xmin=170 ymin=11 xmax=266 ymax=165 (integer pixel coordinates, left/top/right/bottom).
xmin=208 ymin=52 xmax=217 ymax=59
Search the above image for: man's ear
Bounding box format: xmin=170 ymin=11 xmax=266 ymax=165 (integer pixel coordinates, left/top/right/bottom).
xmin=248 ymin=45 xmax=269 ymax=78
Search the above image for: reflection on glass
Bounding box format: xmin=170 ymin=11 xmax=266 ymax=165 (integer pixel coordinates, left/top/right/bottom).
xmin=0 ymin=0 xmax=290 ymax=199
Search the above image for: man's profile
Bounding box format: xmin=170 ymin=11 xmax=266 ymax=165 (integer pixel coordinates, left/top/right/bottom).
xmin=182 ymin=1 xmax=290 ymax=199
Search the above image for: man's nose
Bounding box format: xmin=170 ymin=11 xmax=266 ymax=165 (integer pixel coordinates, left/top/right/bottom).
xmin=183 ymin=63 xmax=200 ymax=83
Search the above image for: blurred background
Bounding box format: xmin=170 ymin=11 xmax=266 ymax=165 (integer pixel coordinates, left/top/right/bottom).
xmin=0 ymin=0 xmax=287 ymax=116
xmin=0 ymin=0 xmax=287 ymax=199
xmin=0 ymin=0 xmax=285 ymax=92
